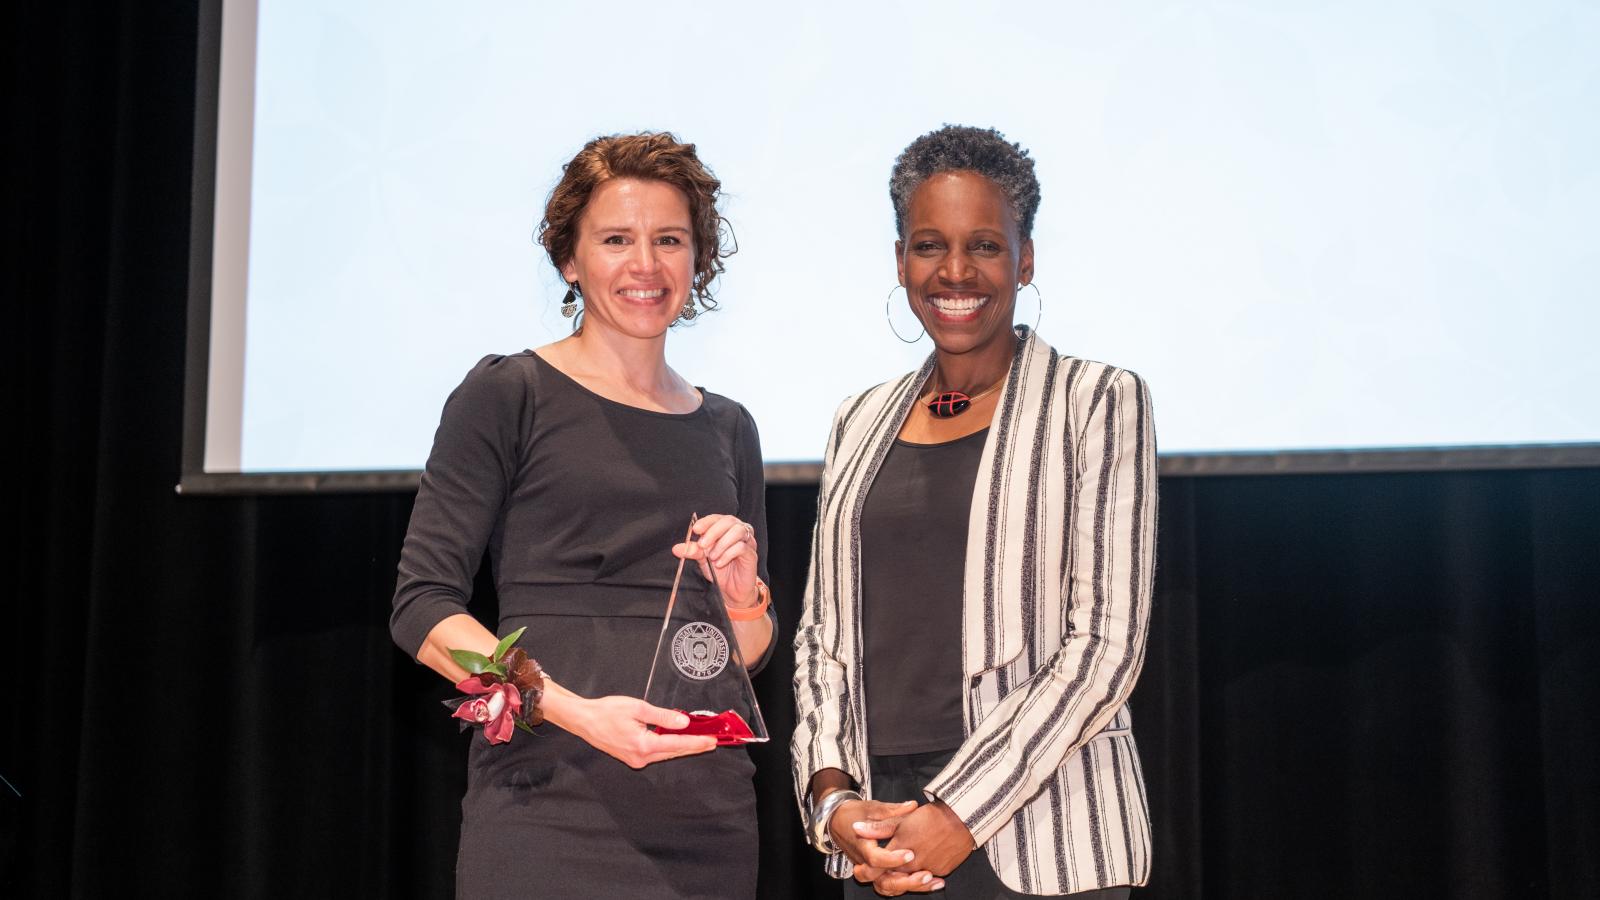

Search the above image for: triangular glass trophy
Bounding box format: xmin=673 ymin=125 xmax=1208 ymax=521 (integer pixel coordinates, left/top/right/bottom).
xmin=643 ymin=515 xmax=769 ymax=745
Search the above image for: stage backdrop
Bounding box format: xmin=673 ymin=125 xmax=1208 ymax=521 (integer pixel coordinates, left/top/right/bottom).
xmin=6 ymin=3 xmax=1597 ymax=899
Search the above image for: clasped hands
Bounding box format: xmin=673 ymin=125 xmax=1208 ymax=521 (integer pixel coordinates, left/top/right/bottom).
xmin=830 ymin=794 xmax=976 ymax=896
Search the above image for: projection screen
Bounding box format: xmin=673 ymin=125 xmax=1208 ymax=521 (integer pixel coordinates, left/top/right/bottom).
xmin=182 ymin=0 xmax=1600 ymax=493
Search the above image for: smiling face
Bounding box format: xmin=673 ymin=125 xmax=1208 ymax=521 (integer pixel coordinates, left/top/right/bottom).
xmin=559 ymin=178 xmax=694 ymax=340
xmin=896 ymin=170 xmax=1034 ymax=358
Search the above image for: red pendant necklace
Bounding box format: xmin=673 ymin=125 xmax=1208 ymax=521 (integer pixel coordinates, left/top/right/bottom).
xmin=925 ymin=378 xmax=1005 ymax=418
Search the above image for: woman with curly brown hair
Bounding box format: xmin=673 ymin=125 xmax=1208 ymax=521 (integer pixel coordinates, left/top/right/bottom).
xmin=391 ymin=132 xmax=774 ymax=899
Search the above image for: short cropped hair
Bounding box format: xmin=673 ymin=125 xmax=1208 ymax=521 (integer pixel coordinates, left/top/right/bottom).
xmin=538 ymin=132 xmax=732 ymax=311
xmin=889 ymin=125 xmax=1041 ymax=240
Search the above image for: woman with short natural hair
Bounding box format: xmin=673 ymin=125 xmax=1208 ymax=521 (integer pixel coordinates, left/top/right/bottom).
xmin=793 ymin=124 xmax=1156 ymax=898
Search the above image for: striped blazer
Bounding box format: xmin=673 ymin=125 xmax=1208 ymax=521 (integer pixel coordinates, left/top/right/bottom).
xmin=790 ymin=327 xmax=1157 ymax=894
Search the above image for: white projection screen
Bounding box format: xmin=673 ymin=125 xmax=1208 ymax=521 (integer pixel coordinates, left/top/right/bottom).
xmin=182 ymin=0 xmax=1600 ymax=493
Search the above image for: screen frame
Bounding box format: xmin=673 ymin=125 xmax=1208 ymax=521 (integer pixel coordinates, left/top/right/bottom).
xmin=177 ymin=0 xmax=1600 ymax=496
xmin=174 ymin=448 xmax=1600 ymax=496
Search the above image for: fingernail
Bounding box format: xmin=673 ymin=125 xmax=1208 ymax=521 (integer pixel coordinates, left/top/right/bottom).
xmin=921 ymin=874 xmax=933 ymax=884
xmin=931 ymin=880 xmax=945 ymax=890
xmin=902 ymin=851 xmax=915 ymax=862
xmin=852 ymin=821 xmax=867 ymax=830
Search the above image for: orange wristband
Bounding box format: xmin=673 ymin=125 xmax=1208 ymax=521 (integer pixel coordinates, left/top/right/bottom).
xmin=725 ymin=578 xmax=771 ymax=621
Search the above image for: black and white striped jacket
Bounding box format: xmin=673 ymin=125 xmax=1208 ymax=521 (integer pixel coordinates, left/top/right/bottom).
xmin=790 ymin=327 xmax=1157 ymax=894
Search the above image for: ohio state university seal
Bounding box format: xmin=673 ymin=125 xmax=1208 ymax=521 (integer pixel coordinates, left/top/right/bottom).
xmin=671 ymin=622 xmax=729 ymax=681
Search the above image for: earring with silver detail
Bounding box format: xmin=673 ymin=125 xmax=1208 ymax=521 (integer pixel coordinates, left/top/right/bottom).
xmin=560 ymin=282 xmax=579 ymax=318
xmin=1019 ymin=282 xmax=1042 ymax=333
xmin=680 ymin=294 xmax=698 ymax=321
xmin=885 ymin=284 xmax=925 ymax=343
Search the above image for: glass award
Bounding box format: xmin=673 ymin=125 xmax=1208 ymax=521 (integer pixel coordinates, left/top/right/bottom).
xmin=643 ymin=515 xmax=769 ymax=745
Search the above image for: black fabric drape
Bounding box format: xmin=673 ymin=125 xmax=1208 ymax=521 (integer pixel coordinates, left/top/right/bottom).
xmin=7 ymin=4 xmax=1597 ymax=898
xmin=1143 ymin=473 xmax=1600 ymax=898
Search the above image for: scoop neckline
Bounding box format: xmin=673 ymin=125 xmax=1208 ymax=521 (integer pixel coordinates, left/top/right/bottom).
xmin=895 ymin=426 xmax=991 ymax=449
xmin=528 ymin=350 xmax=708 ymax=420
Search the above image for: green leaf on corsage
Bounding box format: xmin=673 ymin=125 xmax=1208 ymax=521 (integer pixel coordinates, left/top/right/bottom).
xmin=450 ymin=649 xmax=495 ymax=674
xmin=492 ymin=627 xmax=527 ymax=662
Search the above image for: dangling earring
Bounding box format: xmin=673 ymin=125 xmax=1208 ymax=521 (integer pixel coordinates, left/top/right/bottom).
xmin=885 ymin=285 xmax=924 ymax=343
xmin=680 ymin=294 xmax=698 ymax=321
xmin=560 ymin=282 xmax=579 ymax=318
xmin=1018 ymin=282 xmax=1042 ymax=334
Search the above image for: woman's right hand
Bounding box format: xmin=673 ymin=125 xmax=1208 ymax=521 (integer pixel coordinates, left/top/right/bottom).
xmin=542 ymin=683 xmax=717 ymax=768
xmin=415 ymin=619 xmax=711 ymax=768
xmin=826 ymin=797 xmax=941 ymax=891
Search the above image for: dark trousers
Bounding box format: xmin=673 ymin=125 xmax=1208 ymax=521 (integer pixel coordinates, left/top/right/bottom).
xmin=845 ymin=750 xmax=1133 ymax=900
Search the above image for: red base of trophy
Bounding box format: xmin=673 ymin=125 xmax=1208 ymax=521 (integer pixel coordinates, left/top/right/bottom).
xmin=655 ymin=709 xmax=762 ymax=745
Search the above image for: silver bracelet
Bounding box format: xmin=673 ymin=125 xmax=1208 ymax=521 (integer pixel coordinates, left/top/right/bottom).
xmin=808 ymin=789 xmax=863 ymax=854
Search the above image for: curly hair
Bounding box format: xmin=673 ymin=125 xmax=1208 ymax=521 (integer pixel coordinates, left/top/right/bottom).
xmin=889 ymin=125 xmax=1041 ymax=240
xmin=537 ymin=132 xmax=732 ymax=316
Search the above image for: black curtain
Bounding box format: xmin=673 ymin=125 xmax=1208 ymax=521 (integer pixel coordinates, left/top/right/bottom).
xmin=7 ymin=4 xmax=1597 ymax=898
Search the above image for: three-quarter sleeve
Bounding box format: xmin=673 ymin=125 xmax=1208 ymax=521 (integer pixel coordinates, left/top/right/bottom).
xmin=390 ymin=356 xmax=532 ymax=659
xmin=789 ymin=397 xmax=858 ymax=816
xmin=733 ymin=402 xmax=779 ymax=675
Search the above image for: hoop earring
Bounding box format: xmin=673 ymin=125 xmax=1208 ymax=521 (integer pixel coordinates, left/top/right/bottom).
xmin=1019 ymin=282 xmax=1042 ymax=334
xmin=885 ymin=285 xmax=925 ymax=344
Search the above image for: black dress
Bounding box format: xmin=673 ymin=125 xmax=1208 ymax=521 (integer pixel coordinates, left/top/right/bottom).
xmin=391 ymin=352 xmax=772 ymax=900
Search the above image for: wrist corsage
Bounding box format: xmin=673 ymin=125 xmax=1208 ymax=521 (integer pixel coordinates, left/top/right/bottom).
xmin=442 ymin=627 xmax=545 ymax=745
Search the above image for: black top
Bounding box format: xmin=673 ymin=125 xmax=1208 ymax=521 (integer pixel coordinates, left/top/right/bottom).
xmin=390 ymin=351 xmax=774 ymax=698
xmin=860 ymin=427 xmax=988 ymax=755
xmin=391 ymin=351 xmax=772 ymax=899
